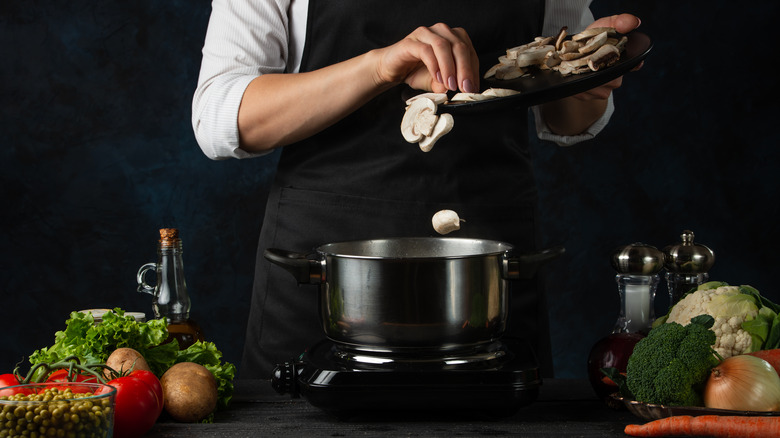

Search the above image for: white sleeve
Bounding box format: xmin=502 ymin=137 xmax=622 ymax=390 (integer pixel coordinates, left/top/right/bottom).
xmin=534 ymin=0 xmax=614 ymax=146
xmin=191 ymin=0 xmax=293 ymax=160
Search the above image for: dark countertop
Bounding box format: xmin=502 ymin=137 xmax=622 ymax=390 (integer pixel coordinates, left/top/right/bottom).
xmin=147 ymin=379 xmax=644 ymax=437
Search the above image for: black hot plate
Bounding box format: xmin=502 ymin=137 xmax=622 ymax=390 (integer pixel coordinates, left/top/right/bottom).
xmin=272 ymin=338 xmax=541 ymax=418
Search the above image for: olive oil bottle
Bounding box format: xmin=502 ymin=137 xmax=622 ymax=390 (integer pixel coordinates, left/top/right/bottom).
xmin=137 ymin=228 xmax=205 ymax=349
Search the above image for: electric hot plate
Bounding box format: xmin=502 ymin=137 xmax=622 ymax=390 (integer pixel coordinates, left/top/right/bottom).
xmin=272 ymin=338 xmax=541 ymax=418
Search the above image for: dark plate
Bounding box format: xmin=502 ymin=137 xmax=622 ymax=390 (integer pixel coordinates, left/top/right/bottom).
xmin=436 ymin=31 xmax=652 ymax=114
xmin=610 ymin=393 xmax=780 ymax=421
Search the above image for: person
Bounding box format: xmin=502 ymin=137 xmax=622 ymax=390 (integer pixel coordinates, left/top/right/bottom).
xmin=192 ymin=0 xmax=642 ymax=379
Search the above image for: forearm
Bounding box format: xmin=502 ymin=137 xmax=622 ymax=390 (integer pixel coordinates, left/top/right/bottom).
xmin=238 ymin=50 xmax=393 ymax=152
xmin=538 ymin=95 xmax=609 ymax=137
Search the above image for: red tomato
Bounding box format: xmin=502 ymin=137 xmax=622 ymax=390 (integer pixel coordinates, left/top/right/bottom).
xmin=95 ymin=370 xmax=159 ymax=438
xmin=0 ymin=373 xmax=33 ymax=396
xmin=45 ymin=369 xmax=99 ymax=393
xmin=128 ymin=369 xmax=164 ymax=416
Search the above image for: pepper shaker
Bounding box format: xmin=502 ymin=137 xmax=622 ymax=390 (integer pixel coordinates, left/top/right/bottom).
xmin=663 ymin=230 xmax=715 ymax=306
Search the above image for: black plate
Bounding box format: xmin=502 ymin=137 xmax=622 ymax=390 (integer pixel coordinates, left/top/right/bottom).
xmin=436 ymin=31 xmax=652 ymax=114
xmin=610 ymin=393 xmax=780 ymax=421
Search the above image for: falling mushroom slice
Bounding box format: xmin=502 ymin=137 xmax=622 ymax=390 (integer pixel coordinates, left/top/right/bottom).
xmin=401 ymin=97 xmax=437 ymax=143
xmin=432 ymin=209 xmax=463 ymax=235
xmin=419 ymin=113 xmax=454 ymax=152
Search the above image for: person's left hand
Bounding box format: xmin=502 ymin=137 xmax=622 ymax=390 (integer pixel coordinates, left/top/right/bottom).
xmin=572 ymin=13 xmax=642 ymax=101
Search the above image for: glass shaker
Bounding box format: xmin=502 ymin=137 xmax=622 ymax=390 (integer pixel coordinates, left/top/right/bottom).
xmin=663 ymin=230 xmax=715 ymax=306
xmin=587 ymin=242 xmax=665 ymax=408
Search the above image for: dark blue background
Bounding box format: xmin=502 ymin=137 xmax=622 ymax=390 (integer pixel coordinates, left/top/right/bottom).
xmin=2 ymin=1 xmax=778 ymax=380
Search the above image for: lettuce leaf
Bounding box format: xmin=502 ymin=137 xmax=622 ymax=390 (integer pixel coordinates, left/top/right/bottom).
xmin=28 ymin=308 xmax=236 ymax=413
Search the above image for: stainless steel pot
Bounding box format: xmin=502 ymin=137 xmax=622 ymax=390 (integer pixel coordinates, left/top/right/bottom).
xmin=265 ymin=237 xmax=564 ymax=353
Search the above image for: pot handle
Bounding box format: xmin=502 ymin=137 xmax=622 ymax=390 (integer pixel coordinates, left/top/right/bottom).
xmin=264 ymin=248 xmax=324 ymax=284
xmin=504 ymin=245 xmax=565 ymax=280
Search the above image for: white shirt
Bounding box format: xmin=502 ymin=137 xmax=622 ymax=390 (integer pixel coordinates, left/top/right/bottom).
xmin=192 ymin=0 xmax=614 ymax=160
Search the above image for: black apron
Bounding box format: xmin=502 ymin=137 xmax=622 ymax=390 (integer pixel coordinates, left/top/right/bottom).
xmin=240 ymin=0 xmax=553 ymax=378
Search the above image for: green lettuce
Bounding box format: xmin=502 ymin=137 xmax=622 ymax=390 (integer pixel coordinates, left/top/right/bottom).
xmin=28 ymin=308 xmax=236 ymax=413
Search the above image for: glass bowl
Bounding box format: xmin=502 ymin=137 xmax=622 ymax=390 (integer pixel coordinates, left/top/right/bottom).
xmin=0 ymin=381 xmax=116 ymax=438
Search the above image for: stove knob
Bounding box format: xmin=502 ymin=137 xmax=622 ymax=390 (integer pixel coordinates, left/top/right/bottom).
xmin=271 ymin=361 xmax=300 ymax=398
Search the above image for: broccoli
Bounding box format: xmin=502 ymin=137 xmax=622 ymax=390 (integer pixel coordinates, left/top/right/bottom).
xmin=625 ymin=314 xmax=720 ymax=406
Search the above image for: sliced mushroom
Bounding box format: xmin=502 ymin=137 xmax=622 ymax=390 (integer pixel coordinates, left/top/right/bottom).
xmin=494 ymin=64 xmax=526 ymax=80
xmin=515 ymin=45 xmax=554 ymax=67
xmin=558 ymin=40 xmax=583 ymax=54
xmin=450 ymin=92 xmax=493 ymax=102
xmin=577 ymin=30 xmax=608 ymax=54
xmin=432 ymin=209 xmax=463 ymax=235
xmin=418 ymin=113 xmax=454 ymax=152
xmin=571 ymin=27 xmax=616 ymax=42
xmin=554 ymin=26 xmax=568 ymax=51
xmin=405 ymin=92 xmax=448 ymax=106
xmin=482 ymin=88 xmax=520 ymax=98
xmin=587 ymin=44 xmax=620 ymax=71
xmin=400 ymin=97 xmax=437 ymax=143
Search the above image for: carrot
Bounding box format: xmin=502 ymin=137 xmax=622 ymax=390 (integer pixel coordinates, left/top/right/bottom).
xmin=747 ymin=349 xmax=780 ymax=376
xmin=624 ymin=415 xmax=780 ymax=437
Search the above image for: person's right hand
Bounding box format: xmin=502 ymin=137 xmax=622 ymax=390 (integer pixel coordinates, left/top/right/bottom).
xmin=372 ymin=23 xmax=479 ymax=94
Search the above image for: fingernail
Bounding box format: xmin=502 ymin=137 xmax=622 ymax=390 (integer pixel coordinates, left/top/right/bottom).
xmin=448 ymin=76 xmax=457 ymax=91
xmin=463 ymin=78 xmax=476 ymax=93
xmin=436 ymin=71 xmax=443 ymax=84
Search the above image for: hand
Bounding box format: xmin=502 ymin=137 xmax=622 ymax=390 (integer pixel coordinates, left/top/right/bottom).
xmin=372 ymin=23 xmax=479 ymax=94
xmin=572 ymin=13 xmax=642 ymax=101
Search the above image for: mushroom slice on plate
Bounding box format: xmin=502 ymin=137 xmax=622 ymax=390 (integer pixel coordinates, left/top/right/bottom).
xmin=405 ymin=92 xmax=448 ymax=107
xmin=587 ymin=44 xmax=621 ymax=71
xmin=571 ymin=27 xmax=616 ymax=42
xmin=482 ymin=88 xmax=520 ymax=98
xmin=449 ymin=92 xmax=494 ymax=102
xmin=577 ymin=30 xmax=608 ymax=54
xmin=514 ymin=45 xmax=554 ymax=67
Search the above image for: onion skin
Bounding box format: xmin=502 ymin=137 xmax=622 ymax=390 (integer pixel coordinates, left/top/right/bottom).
xmin=704 ymin=355 xmax=780 ymax=412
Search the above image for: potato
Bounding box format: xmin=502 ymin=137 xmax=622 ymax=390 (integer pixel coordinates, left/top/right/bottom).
xmin=160 ymin=362 xmax=218 ymax=422
xmin=105 ymin=347 xmax=152 ymax=378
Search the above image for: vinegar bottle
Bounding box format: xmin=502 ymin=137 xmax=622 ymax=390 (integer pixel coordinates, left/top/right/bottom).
xmin=587 ymin=242 xmax=664 ymax=408
xmin=137 ymin=228 xmax=205 ymax=349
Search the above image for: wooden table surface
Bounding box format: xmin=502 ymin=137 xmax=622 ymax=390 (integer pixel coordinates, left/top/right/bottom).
xmin=146 ymin=378 xmax=646 ymax=437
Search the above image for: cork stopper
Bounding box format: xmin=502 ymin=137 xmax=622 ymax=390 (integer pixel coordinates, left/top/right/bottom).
xmin=159 ymin=228 xmax=181 ymax=248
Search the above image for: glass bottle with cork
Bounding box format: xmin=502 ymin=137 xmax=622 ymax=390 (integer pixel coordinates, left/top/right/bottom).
xmin=137 ymin=228 xmax=205 ymax=349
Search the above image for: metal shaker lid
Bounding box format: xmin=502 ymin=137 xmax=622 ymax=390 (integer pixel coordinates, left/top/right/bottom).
xmin=611 ymin=242 xmax=665 ymax=275
xmin=663 ymin=230 xmax=715 ymax=273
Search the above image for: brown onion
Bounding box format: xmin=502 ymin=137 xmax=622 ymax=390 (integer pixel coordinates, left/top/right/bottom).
xmin=704 ymin=355 xmax=780 ymax=412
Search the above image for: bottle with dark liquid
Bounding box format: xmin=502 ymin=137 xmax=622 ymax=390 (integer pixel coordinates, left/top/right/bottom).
xmin=137 ymin=228 xmax=205 ymax=349
xmin=586 ymin=242 xmax=664 ymax=409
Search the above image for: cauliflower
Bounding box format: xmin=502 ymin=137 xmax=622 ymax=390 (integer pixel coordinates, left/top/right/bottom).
xmin=664 ymin=283 xmax=759 ymax=359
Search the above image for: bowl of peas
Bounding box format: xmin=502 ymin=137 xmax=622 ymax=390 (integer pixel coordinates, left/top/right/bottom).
xmin=0 ymin=382 xmax=116 ymax=438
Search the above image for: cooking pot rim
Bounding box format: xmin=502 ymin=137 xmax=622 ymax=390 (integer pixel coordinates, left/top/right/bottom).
xmin=314 ymin=236 xmax=516 ymax=260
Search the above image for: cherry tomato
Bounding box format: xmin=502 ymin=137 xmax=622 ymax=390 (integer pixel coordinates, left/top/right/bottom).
xmin=95 ymin=370 xmax=159 ymax=438
xmin=45 ymin=369 xmax=99 ymax=393
xmin=0 ymin=373 xmax=33 ymax=396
